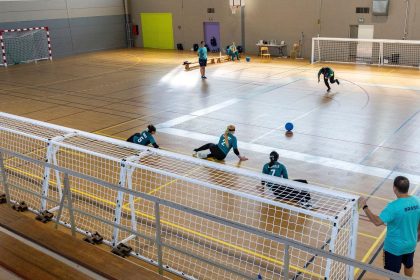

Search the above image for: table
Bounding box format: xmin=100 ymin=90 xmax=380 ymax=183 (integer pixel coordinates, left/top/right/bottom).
xmin=256 ymin=43 xmax=287 ymax=57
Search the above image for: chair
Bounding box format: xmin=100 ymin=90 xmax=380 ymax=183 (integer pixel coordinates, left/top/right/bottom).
xmin=260 ymin=46 xmax=271 ymax=59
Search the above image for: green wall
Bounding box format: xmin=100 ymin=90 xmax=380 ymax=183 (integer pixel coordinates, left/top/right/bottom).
xmin=140 ymin=13 xmax=174 ymax=49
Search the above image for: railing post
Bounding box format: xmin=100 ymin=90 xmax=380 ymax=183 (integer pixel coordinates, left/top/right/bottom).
xmin=317 ymin=38 xmax=321 ymax=62
xmin=0 ymin=152 xmax=11 ymax=204
xmin=347 ymin=204 xmax=359 ymax=280
xmin=324 ymin=220 xmax=339 ymax=280
xmin=283 ymin=244 xmax=290 ymax=279
xmin=55 ymin=173 xmax=76 ymax=237
xmin=112 ymin=159 xmax=128 ymax=247
xmin=311 ymin=37 xmax=315 ymax=63
xmin=40 ymin=141 xmax=54 ymax=211
xmin=40 ymin=133 xmax=76 ymax=212
xmin=154 ymin=201 xmax=164 ymax=275
xmin=379 ymin=41 xmax=382 ymax=66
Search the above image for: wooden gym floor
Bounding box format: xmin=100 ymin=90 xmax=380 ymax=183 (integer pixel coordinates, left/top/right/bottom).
xmin=0 ymin=49 xmax=419 ymax=279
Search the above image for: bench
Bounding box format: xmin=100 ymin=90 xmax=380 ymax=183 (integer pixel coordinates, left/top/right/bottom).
xmin=0 ymin=204 xmax=166 ymax=280
xmin=183 ymin=55 xmax=230 ymax=71
xmin=0 ymin=231 xmax=92 ymax=280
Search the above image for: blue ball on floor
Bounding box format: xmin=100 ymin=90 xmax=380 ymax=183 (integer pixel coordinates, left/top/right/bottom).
xmin=285 ymin=122 xmax=294 ymax=132
xmin=246 ymin=57 xmax=250 ymax=62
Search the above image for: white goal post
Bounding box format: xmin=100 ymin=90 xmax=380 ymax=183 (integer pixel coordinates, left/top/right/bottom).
xmin=0 ymin=112 xmax=359 ymax=280
xmin=312 ymin=37 xmax=420 ymax=68
xmin=0 ymin=26 xmax=52 ymax=67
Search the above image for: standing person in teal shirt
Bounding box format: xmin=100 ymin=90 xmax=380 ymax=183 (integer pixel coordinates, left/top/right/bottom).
xmin=193 ymin=125 xmax=248 ymax=161
xmin=359 ymin=176 xmax=420 ymax=277
xmin=261 ymin=151 xmax=312 ymax=209
xmin=198 ymin=41 xmax=208 ymax=79
xmin=318 ymin=66 xmax=340 ymax=92
xmin=127 ymin=125 xmax=159 ymax=149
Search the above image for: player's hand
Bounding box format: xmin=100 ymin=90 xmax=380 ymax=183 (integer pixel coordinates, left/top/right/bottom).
xmin=358 ymin=197 xmax=367 ymax=209
xmin=239 ymin=156 xmax=248 ymax=161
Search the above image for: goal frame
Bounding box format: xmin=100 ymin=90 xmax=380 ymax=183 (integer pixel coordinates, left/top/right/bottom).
xmin=0 ymin=26 xmax=52 ymax=67
xmin=312 ymin=37 xmax=420 ymax=69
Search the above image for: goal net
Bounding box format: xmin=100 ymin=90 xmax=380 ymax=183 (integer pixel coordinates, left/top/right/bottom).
xmin=0 ymin=27 xmax=52 ymax=67
xmin=0 ymin=112 xmax=359 ymax=280
xmin=312 ymin=37 xmax=420 ymax=68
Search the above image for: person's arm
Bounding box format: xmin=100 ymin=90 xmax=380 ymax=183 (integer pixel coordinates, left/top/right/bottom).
xmin=149 ymin=134 xmax=159 ymax=149
xmin=232 ymin=138 xmax=248 ymax=161
xmin=233 ymin=148 xmax=247 ymax=161
xmin=417 ymin=222 xmax=420 ymax=242
xmin=282 ymin=165 xmax=289 ymax=180
xmin=358 ymin=197 xmax=385 ymax=226
xmin=317 ymin=69 xmax=322 ymax=82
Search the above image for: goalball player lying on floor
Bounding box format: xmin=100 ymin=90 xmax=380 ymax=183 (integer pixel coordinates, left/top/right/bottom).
xmin=127 ymin=124 xmax=159 ymax=149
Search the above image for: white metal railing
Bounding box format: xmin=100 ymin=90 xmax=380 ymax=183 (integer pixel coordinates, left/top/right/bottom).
xmin=0 ymin=112 xmax=405 ymax=279
xmin=0 ymin=148 xmax=412 ymax=280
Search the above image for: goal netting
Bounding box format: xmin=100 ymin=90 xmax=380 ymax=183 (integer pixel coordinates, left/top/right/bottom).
xmin=0 ymin=112 xmax=359 ymax=280
xmin=312 ymin=37 xmax=420 ymax=68
xmin=0 ymin=27 xmax=52 ymax=67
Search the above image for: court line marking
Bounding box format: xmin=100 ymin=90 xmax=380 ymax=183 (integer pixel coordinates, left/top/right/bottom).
xmin=92 ymin=108 xmax=170 ymax=134
xmin=155 ymin=98 xmax=241 ymax=129
xmin=95 ymin=132 xmax=393 ymax=205
xmin=157 ymin=127 xmax=420 ymax=185
xmin=3 ymin=164 xmax=322 ymax=278
xmin=122 ymin=165 xmax=203 ymax=209
xmin=88 ymin=133 xmax=385 ymax=241
xmin=250 ymin=106 xmax=325 ymax=143
xmin=353 ymin=229 xmax=387 ymax=276
xmin=357 ymin=81 xmax=420 ymax=92
xmin=359 ymin=109 xmax=420 ymax=164
xmin=87 ymin=132 xmax=383 ymax=240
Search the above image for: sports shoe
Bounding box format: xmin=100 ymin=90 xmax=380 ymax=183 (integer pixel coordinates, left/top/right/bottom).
xmin=327 ymin=88 xmax=331 ymax=92
xmin=298 ymin=200 xmax=314 ymax=210
xmin=336 ymin=80 xmax=340 ymax=85
xmin=202 ymin=76 xmax=207 ymax=79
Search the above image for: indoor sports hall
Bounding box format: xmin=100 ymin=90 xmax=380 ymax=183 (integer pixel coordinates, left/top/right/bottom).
xmin=0 ymin=1 xmax=419 ymax=280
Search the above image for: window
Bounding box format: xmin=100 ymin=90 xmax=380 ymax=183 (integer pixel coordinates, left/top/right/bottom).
xmin=356 ymin=7 xmax=370 ymax=14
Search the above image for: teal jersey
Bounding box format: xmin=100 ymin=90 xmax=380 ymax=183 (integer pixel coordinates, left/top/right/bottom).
xmin=198 ymin=47 xmax=207 ymax=60
xmin=217 ymin=133 xmax=237 ymax=155
xmin=132 ymin=130 xmax=156 ymax=146
xmin=262 ymin=162 xmax=288 ymax=179
xmin=379 ymin=196 xmax=420 ymax=255
xmin=318 ymin=67 xmax=334 ymax=78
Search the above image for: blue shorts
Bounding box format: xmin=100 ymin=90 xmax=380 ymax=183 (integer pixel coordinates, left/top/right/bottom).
xmin=383 ymin=250 xmax=414 ymax=273
xmin=199 ymin=58 xmax=207 ymax=67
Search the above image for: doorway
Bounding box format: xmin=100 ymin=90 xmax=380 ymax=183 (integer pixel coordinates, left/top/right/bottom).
xmin=356 ymin=25 xmax=374 ymax=64
xmin=203 ymin=22 xmax=220 ymax=53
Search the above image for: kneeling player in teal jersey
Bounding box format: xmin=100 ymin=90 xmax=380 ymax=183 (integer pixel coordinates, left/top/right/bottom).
xmin=127 ymin=125 xmax=159 ymax=149
xmin=262 ymin=151 xmax=312 ymax=209
xmin=193 ymin=125 xmax=248 ymax=161
xmin=318 ymin=66 xmax=340 ymax=92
